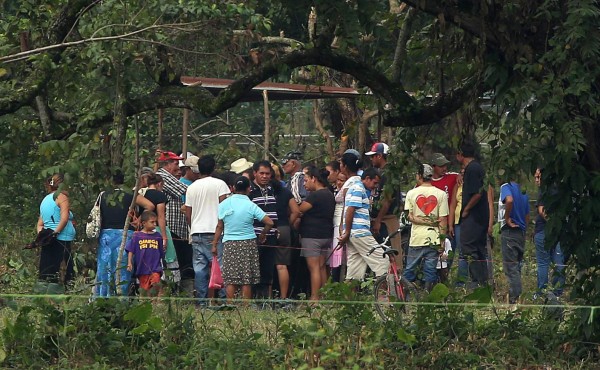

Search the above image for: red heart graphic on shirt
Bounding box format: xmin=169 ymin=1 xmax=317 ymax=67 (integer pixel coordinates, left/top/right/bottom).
xmin=415 ymin=195 xmax=438 ymax=215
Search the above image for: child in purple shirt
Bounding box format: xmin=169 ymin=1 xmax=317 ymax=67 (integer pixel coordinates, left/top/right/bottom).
xmin=127 ymin=211 xmax=164 ymax=297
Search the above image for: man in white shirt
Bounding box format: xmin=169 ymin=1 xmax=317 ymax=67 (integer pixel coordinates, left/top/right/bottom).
xmin=185 ymin=155 xmax=230 ymax=303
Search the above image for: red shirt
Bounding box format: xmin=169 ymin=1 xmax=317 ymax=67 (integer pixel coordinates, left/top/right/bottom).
xmin=431 ymin=173 xmax=458 ymax=207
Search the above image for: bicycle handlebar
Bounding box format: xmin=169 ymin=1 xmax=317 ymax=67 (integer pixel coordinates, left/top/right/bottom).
xmin=366 ymin=228 xmax=404 ymax=257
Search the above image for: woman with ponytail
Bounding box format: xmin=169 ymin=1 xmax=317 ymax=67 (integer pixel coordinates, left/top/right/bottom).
xmin=297 ymin=166 xmax=336 ymax=301
xmin=36 ymin=173 xmax=76 ymax=292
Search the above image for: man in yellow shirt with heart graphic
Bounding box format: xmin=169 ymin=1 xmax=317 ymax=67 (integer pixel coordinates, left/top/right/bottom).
xmin=403 ymin=164 xmax=449 ymax=291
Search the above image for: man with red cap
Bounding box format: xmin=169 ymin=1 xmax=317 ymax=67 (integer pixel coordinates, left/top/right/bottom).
xmin=156 ymin=151 xmax=189 ymax=287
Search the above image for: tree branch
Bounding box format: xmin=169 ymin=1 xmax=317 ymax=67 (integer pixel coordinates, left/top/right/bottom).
xmin=391 ymin=7 xmax=417 ymax=83
xmin=207 ymin=47 xmax=417 ymax=116
xmin=401 ymin=0 xmax=500 ymax=47
xmin=0 ymin=0 xmax=101 ymax=115
xmin=382 ymin=75 xmax=480 ymax=127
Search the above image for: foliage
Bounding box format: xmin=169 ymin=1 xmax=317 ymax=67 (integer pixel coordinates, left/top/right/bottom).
xmin=0 ymin=281 xmax=594 ymax=368
xmin=3 ymin=0 xmax=600 ymax=349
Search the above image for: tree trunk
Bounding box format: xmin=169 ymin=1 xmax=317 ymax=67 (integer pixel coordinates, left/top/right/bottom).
xmin=110 ymin=60 xmax=128 ymax=170
xmin=313 ymin=100 xmax=335 ymax=160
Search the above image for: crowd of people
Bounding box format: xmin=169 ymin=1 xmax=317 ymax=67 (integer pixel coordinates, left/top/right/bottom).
xmin=33 ymin=141 xmax=565 ymax=305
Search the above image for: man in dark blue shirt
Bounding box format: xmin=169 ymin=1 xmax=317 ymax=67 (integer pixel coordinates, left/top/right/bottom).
xmin=456 ymin=142 xmax=489 ymax=286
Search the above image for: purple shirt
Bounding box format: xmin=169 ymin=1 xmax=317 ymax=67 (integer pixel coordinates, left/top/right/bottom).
xmin=126 ymin=231 xmax=164 ymax=276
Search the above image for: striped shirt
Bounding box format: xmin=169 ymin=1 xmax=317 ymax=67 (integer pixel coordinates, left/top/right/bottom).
xmin=156 ymin=168 xmax=188 ymax=238
xmin=248 ymin=182 xmax=278 ymax=237
xmin=343 ymin=176 xmax=372 ymax=238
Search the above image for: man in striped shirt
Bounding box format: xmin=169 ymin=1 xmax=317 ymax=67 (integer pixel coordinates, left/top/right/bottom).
xmin=339 ymin=167 xmax=390 ymax=280
xmin=248 ymin=160 xmax=279 ymax=298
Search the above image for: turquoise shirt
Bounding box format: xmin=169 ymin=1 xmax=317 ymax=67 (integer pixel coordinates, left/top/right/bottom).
xmin=218 ymin=194 xmax=266 ymax=242
xmin=40 ymin=192 xmax=76 ymax=241
xmin=179 ymin=177 xmax=194 ymax=203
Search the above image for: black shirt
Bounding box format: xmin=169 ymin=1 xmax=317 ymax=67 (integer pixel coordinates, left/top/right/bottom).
xmin=100 ymin=189 xmax=135 ymax=230
xmin=460 ymin=160 xmax=489 ymax=227
xmin=370 ymin=171 xmax=401 ymax=218
xmin=300 ymin=188 xmax=335 ymax=239
xmin=274 ymin=186 xmax=294 ymax=226
xmin=144 ymin=189 xmax=167 ymax=208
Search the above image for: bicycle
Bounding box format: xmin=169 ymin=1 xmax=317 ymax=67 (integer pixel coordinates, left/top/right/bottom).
xmin=368 ymin=228 xmax=417 ymax=322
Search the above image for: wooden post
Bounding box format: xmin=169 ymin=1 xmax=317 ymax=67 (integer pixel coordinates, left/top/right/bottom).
xmin=182 ymin=108 xmax=189 ymax=158
xmin=154 ymin=109 xmax=164 ymax=172
xmin=115 ymin=115 xmax=142 ymax=296
xmin=158 ymin=109 xmax=164 ymax=150
xmin=262 ymin=90 xmax=270 ymax=160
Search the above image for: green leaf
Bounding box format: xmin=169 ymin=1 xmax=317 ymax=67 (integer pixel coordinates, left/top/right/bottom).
xmin=464 ymin=285 xmax=492 ymax=303
xmin=147 ymin=316 xmax=163 ymax=330
xmin=396 ymin=328 xmax=416 ymax=345
xmin=130 ymin=323 xmax=149 ymax=335
xmin=426 ymin=283 xmax=449 ymax=303
xmin=124 ymin=302 xmax=152 ymax=324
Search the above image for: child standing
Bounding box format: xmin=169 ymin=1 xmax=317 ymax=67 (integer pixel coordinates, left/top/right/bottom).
xmin=436 ymin=237 xmax=453 ymax=283
xmin=126 ymin=211 xmax=164 ymax=297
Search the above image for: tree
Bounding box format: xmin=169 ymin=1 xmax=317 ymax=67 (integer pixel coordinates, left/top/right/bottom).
xmin=2 ymin=0 xmax=600 ymax=343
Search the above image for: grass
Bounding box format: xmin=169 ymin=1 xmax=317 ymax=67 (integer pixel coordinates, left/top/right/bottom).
xmin=0 ymin=225 xmax=596 ymax=368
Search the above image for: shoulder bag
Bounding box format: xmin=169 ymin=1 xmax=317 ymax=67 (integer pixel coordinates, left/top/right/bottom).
xmin=86 ymin=191 xmax=104 ymax=238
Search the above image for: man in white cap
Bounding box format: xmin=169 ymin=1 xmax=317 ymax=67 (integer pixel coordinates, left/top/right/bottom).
xmin=180 ymin=156 xmax=200 ymax=187
xmin=364 ymin=142 xmax=402 ymax=261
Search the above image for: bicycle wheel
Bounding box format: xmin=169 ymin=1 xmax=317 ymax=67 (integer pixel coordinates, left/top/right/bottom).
xmin=373 ymin=273 xmax=414 ymax=322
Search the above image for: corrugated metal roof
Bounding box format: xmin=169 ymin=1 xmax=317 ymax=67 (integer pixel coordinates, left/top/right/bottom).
xmin=180 ymin=76 xmax=367 ymax=101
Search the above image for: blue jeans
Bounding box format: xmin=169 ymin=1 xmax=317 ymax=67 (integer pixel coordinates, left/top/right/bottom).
xmin=192 ymin=233 xmax=224 ymax=300
xmin=403 ymin=246 xmax=439 ymax=283
xmin=96 ymin=229 xmax=132 ymax=297
xmin=534 ymin=231 xmax=565 ymax=295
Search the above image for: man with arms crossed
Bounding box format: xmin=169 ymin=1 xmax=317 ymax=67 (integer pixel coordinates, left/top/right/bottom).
xmin=456 ymin=141 xmax=490 ymax=286
xmin=403 ymin=164 xmax=448 ymax=291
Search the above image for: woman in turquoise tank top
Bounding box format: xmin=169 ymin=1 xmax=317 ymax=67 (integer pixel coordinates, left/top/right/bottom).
xmin=36 ymin=174 xmax=76 ymax=287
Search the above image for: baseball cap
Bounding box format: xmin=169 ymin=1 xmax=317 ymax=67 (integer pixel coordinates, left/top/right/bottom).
xmin=140 ymin=167 xmax=154 ymax=175
xmin=422 ymin=164 xmax=434 ymax=179
xmin=178 ymin=151 xmax=195 ymax=167
xmin=281 ymin=151 xmax=302 ymax=165
xmin=365 ymin=142 xmax=390 ymax=156
xmin=157 ymin=151 xmax=183 ymax=162
xmin=430 ymin=153 xmax=451 ymax=167
xmin=344 ymin=148 xmax=361 ymax=159
xmin=183 ymin=156 xmax=200 ymax=173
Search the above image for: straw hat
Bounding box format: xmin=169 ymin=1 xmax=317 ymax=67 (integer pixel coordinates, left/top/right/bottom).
xmin=230 ymin=158 xmax=254 ymax=174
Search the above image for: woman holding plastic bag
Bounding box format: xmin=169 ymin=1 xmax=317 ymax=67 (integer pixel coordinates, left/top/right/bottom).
xmin=212 ymin=176 xmax=274 ymax=302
